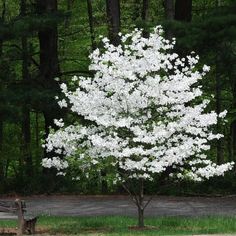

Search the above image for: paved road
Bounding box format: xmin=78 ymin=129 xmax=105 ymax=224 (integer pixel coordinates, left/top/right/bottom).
xmin=1 ymin=195 xmax=236 ymax=219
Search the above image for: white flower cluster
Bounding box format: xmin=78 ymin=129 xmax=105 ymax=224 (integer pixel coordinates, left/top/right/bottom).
xmin=42 ymin=156 xmax=68 ymax=171
xmin=42 ymin=26 xmax=234 ymax=181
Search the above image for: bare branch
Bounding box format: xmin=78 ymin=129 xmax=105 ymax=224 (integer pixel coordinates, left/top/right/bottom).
xmin=143 ymin=196 xmax=153 ymax=210
xmin=121 ymin=182 xmax=139 ymax=207
xmin=1 ymin=0 xmax=6 ymax=21
xmin=5 ymin=44 xmax=40 ymax=67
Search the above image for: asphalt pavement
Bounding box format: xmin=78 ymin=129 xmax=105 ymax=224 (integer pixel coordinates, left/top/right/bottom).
xmin=1 ymin=195 xmax=236 ymax=219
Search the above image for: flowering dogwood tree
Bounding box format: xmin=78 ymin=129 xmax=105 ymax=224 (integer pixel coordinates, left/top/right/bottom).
xmin=42 ymin=26 xmax=234 ymax=227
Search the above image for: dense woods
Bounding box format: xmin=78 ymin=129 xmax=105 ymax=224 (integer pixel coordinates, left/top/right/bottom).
xmin=0 ymin=0 xmax=235 ymax=195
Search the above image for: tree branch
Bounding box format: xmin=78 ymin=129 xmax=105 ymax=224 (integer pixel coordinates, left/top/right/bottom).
xmin=6 ymin=44 xmax=40 ymax=67
xmin=143 ymin=196 xmax=153 ymax=210
xmin=59 ymin=70 xmax=94 ymax=76
xmin=121 ymin=182 xmax=139 ymax=208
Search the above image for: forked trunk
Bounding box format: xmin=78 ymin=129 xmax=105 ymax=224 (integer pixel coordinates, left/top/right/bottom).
xmin=122 ymin=178 xmax=151 ymax=228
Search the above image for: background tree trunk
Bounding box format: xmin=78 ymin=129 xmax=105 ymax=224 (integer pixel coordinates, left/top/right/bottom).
xmin=106 ymin=0 xmax=121 ymax=46
xmin=87 ymin=0 xmax=96 ymax=50
xmin=141 ymin=0 xmax=149 ymax=21
xmin=164 ymin=0 xmax=175 ymax=39
xmin=103 ymin=0 xmax=121 ymax=192
xmin=132 ymin=0 xmax=141 ymax=21
xmin=175 ymin=0 xmax=192 ymax=22
xmin=21 ymin=0 xmax=33 ymax=177
xmin=141 ymin=0 xmax=149 ymax=37
xmin=37 ymin=0 xmax=60 ymax=140
xmin=231 ymin=121 xmax=236 ymax=163
xmin=215 ymin=59 xmax=223 ymax=164
xmin=37 ymin=0 xmax=60 ymax=191
xmin=164 ymin=0 xmax=174 ymax=20
xmin=65 ymin=0 xmax=73 ymax=28
xmin=0 ymin=0 xmax=6 ymax=190
xmin=231 ymin=83 xmax=236 ymax=164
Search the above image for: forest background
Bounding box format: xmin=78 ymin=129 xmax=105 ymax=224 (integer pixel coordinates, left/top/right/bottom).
xmin=0 ymin=0 xmax=235 ymax=195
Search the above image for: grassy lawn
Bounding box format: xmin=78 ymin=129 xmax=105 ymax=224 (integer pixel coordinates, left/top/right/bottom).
xmin=0 ymin=215 xmax=236 ymax=235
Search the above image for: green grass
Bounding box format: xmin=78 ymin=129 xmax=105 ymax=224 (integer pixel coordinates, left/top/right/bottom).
xmin=1 ymin=215 xmax=236 ymax=235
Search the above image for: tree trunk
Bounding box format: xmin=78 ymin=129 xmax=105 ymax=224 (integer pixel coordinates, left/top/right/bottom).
xmin=175 ymin=0 xmax=192 ymax=22
xmin=138 ymin=207 xmax=144 ymax=228
xmin=21 ymin=105 xmax=32 ymax=177
xmin=164 ymin=0 xmax=174 ymax=20
xmin=104 ymin=0 xmax=121 ymax=193
xmin=101 ymin=169 xmax=108 ymax=193
xmin=0 ymin=112 xmax=3 ymax=158
xmin=231 ymin=78 xmax=236 ymax=164
xmin=0 ymin=112 xmax=4 ymax=191
xmin=215 ymin=62 xmax=223 ymax=164
xmin=87 ymin=0 xmax=96 ymax=50
xmin=141 ymin=0 xmax=149 ymax=37
xmin=21 ymin=0 xmax=33 ymax=177
xmin=132 ymin=0 xmax=141 ymax=21
xmin=137 ymin=178 xmax=145 ymax=228
xmin=37 ymin=0 xmax=60 ymax=141
xmin=65 ymin=0 xmax=73 ymax=28
xmin=36 ymin=0 xmax=60 ymax=191
xmin=141 ymin=0 xmax=148 ymax=21
xmin=35 ymin=112 xmax=39 ymax=149
xmin=0 ymin=0 xmax=6 ymax=191
xmin=164 ymin=0 xmax=175 ymax=39
xmin=37 ymin=0 xmax=60 ymax=83
xmin=231 ymin=121 xmax=236 ymax=164
xmin=106 ymin=0 xmax=121 ymax=46
xmin=122 ymin=178 xmax=150 ymax=228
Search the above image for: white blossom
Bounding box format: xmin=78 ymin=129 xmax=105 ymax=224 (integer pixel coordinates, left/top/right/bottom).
xmin=58 ymin=99 xmax=67 ymax=108
xmin=42 ymin=156 xmax=68 ymax=171
xmin=72 ymin=75 xmax=78 ymax=82
xmin=43 ymin=26 xmax=234 ymax=182
xmin=54 ymin=118 xmax=64 ymax=128
xmin=203 ymin=65 xmax=211 ymax=72
xmin=219 ymin=110 xmax=227 ymax=118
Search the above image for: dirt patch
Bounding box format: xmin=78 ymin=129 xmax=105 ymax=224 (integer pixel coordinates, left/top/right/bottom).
xmin=80 ymin=227 xmax=112 ymax=233
xmin=128 ymin=225 xmax=159 ymax=231
xmin=0 ymin=226 xmax=50 ymax=235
